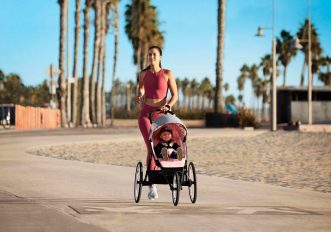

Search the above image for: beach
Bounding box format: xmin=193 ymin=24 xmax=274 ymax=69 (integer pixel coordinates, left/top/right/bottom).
xmin=28 ymin=129 xmax=331 ymax=193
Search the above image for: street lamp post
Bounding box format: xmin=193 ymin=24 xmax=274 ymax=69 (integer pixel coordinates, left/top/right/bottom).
xmin=0 ymin=78 xmax=4 ymax=127
xmin=256 ymin=0 xmax=277 ymax=131
xmin=307 ymin=0 xmax=312 ymax=125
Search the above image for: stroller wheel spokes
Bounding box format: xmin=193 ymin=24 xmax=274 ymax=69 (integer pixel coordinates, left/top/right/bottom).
xmin=188 ymin=162 xmax=197 ymax=204
xmin=171 ymin=172 xmax=180 ymax=206
xmin=134 ymin=162 xmax=143 ymax=203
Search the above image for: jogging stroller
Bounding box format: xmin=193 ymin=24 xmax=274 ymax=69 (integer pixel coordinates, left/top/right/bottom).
xmin=133 ymin=110 xmax=197 ymax=206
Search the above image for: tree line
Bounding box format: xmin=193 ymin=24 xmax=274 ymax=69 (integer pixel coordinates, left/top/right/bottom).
xmin=0 ymin=69 xmax=234 ymax=117
xmin=237 ymin=19 xmax=331 ymax=120
xmin=55 ymin=0 xmax=169 ymax=127
xmin=1 ymin=0 xmax=227 ymax=126
xmin=109 ymin=77 xmax=234 ymax=112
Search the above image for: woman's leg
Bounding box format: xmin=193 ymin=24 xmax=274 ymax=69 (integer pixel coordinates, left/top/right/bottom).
xmin=138 ymin=104 xmax=158 ymax=170
xmin=138 ymin=105 xmax=160 ymax=200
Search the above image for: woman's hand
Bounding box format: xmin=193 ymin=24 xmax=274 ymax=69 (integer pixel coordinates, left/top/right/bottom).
xmin=160 ymin=104 xmax=171 ymax=113
xmin=136 ymin=95 xmax=142 ymax=104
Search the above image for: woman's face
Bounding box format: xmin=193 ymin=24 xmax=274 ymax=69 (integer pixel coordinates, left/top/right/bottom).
xmin=148 ymin=48 xmax=162 ymax=66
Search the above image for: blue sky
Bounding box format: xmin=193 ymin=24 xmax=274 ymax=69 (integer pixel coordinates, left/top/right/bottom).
xmin=1 ymin=0 xmax=330 ymax=106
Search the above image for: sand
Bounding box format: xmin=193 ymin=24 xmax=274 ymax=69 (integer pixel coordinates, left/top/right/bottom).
xmin=27 ymin=130 xmax=331 ymax=193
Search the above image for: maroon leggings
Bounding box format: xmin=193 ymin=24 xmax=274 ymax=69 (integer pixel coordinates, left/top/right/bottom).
xmin=138 ymin=104 xmax=160 ymax=170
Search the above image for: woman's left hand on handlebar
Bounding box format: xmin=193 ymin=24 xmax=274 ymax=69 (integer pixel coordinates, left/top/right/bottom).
xmin=160 ymin=104 xmax=171 ymax=113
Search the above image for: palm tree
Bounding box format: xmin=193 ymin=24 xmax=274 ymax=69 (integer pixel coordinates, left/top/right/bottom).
xmin=113 ymin=78 xmax=123 ymax=109
xmin=81 ymin=0 xmax=93 ymax=127
xmin=318 ymin=56 xmax=331 ymax=86
xmin=109 ymin=0 xmax=119 ymax=126
xmin=72 ymin=0 xmax=81 ymax=127
xmin=260 ymin=79 xmax=270 ymax=121
xmin=89 ymin=0 xmax=102 ymax=125
xmin=249 ymin=64 xmax=260 ymax=113
xmin=214 ymin=0 xmax=226 ymax=113
xmin=190 ymin=79 xmax=199 ymax=109
xmin=57 ymin=0 xmax=68 ymax=127
xmin=253 ymin=78 xmax=263 ymax=120
xmin=207 ymin=87 xmax=216 ymax=109
xmin=181 ymin=78 xmax=190 ymax=109
xmin=96 ymin=0 xmax=110 ymax=126
xmin=125 ymin=0 xmax=164 ymax=75
xmin=237 ymin=75 xmax=245 ymax=105
xmin=236 ymin=64 xmax=249 ymax=106
xmin=297 ymin=19 xmax=323 ymax=86
xmin=276 ymin=30 xmax=297 ymax=86
xmin=140 ymin=5 xmax=164 ymax=68
xmin=126 ymin=80 xmax=135 ymax=111
xmin=260 ymin=54 xmax=272 ymax=79
xmin=199 ymin=77 xmax=212 ymax=109
xmin=175 ymin=78 xmax=182 ymax=110
xmin=95 ymin=0 xmax=112 ymax=126
xmin=223 ymin=82 xmax=229 ymax=92
xmin=259 ymin=55 xmax=272 ymax=120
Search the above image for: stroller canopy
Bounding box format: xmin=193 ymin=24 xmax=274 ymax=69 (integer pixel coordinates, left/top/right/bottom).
xmin=149 ymin=113 xmax=187 ymax=141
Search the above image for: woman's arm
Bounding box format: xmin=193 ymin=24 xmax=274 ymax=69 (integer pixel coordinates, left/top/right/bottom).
xmin=136 ymin=72 xmax=145 ymax=104
xmin=166 ymin=70 xmax=178 ymax=108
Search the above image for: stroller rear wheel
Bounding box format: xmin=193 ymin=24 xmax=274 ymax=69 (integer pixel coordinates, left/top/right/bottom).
xmin=134 ymin=162 xmax=143 ymax=203
xmin=188 ymin=162 xmax=197 ymax=203
xmin=171 ymin=172 xmax=180 ymax=206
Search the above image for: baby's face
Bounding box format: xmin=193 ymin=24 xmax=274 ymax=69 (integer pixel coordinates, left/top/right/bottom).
xmin=160 ymin=131 xmax=172 ymax=141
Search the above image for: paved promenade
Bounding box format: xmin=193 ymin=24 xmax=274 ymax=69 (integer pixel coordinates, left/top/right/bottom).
xmin=0 ymin=128 xmax=330 ymax=231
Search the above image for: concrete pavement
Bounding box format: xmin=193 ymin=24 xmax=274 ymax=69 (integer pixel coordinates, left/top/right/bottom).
xmin=0 ymin=128 xmax=330 ymax=232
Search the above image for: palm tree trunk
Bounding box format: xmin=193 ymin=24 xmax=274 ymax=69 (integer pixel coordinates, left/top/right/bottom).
xmin=96 ymin=0 xmax=105 ymax=126
xmin=214 ymin=0 xmax=226 ymax=113
xmin=100 ymin=2 xmax=108 ymax=127
xmin=81 ymin=1 xmax=92 ymax=127
xmin=72 ymin=0 xmax=81 ymax=127
xmin=58 ymin=0 xmax=68 ymax=127
xmin=202 ymin=95 xmax=205 ymax=109
xmin=90 ymin=0 xmax=101 ymax=125
xmin=111 ymin=2 xmax=119 ymax=126
xmin=101 ymin=44 xmax=106 ymax=126
xmin=142 ymin=43 xmax=148 ymax=69
xmin=283 ymin=65 xmax=287 ymax=87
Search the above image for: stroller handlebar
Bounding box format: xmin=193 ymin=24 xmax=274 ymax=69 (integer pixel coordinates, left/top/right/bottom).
xmin=149 ymin=109 xmax=174 ymax=124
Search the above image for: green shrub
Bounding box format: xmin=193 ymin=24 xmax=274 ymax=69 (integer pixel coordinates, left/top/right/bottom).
xmin=237 ymin=107 xmax=257 ymax=128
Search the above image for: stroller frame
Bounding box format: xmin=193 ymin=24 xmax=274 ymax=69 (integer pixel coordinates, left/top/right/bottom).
xmin=133 ymin=110 xmax=197 ymax=206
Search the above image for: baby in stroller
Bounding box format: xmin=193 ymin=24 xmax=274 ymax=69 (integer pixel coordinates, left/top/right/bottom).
xmin=154 ymin=127 xmax=183 ymax=161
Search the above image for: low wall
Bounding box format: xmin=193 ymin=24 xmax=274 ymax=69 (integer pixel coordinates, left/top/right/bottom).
xmin=15 ymin=105 xmax=61 ymax=130
xmin=291 ymin=101 xmax=331 ymax=123
xmin=106 ymin=119 xmax=205 ymax=128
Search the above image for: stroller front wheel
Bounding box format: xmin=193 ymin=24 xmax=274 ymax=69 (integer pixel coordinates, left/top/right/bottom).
xmin=188 ymin=162 xmax=197 ymax=203
xmin=134 ymin=162 xmax=143 ymax=203
xmin=171 ymin=172 xmax=180 ymax=206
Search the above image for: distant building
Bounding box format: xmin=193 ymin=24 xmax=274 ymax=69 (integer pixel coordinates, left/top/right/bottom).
xmin=277 ymin=86 xmax=331 ymax=124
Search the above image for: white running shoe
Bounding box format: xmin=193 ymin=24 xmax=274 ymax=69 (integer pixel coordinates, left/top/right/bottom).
xmin=148 ymin=185 xmax=159 ymax=200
